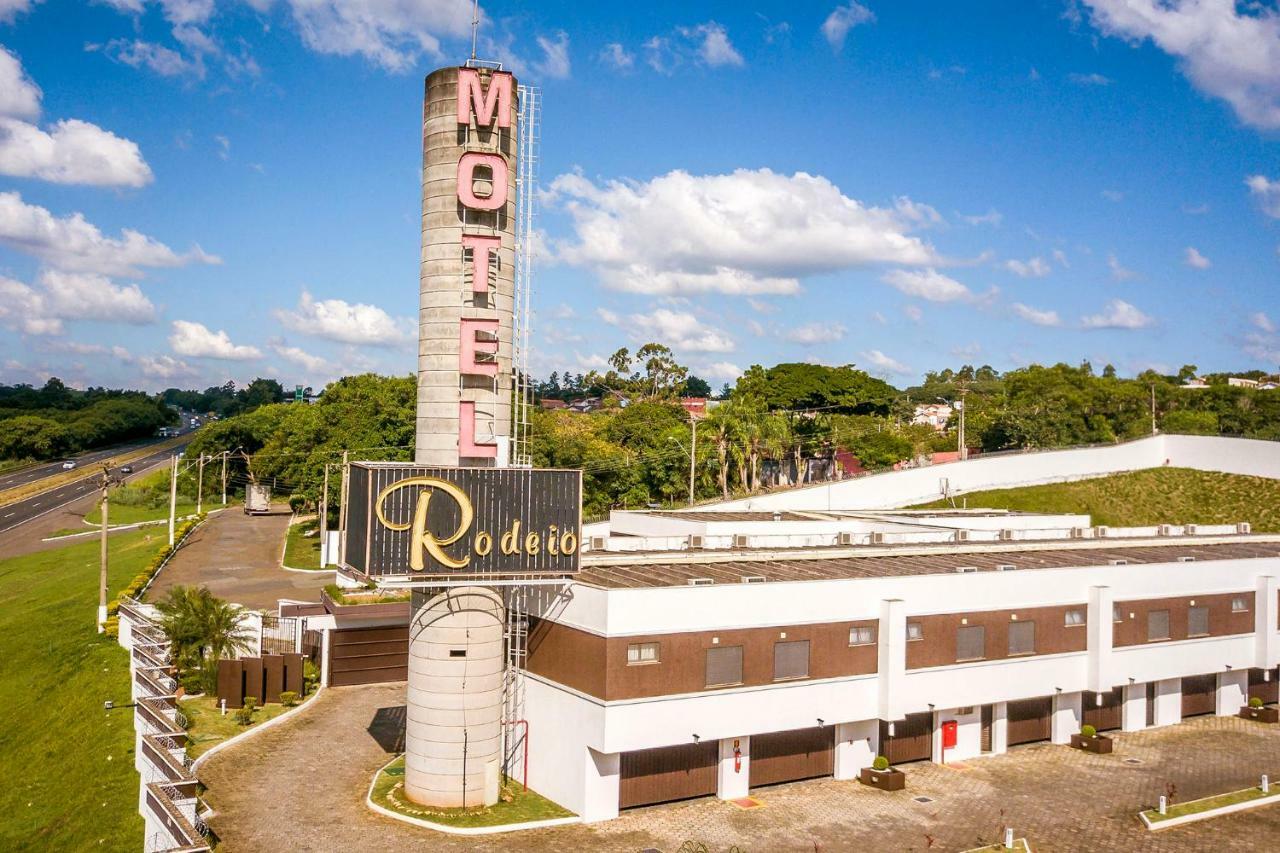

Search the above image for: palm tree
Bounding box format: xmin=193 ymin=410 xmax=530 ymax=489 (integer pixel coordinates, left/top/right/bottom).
xmin=156 ymin=585 xmax=252 ymax=693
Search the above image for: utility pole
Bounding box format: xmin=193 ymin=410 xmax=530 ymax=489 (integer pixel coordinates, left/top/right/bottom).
xmin=957 ymin=390 xmax=968 ymax=461
xmin=168 ymin=453 xmax=179 ymax=546
xmin=338 ymin=450 xmax=350 ymax=543
xmin=1150 ymin=384 xmax=1157 ymax=436
xmin=688 ymin=416 xmax=697 ymax=506
xmin=221 ymin=450 xmax=228 ymax=506
xmin=320 ymin=462 xmax=330 ymax=565
xmin=97 ymin=463 xmax=110 ymax=633
xmin=196 ymin=454 xmax=205 ymax=515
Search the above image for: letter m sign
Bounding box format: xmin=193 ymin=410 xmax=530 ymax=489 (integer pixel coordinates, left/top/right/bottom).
xmin=457 ymin=68 xmax=512 ymax=129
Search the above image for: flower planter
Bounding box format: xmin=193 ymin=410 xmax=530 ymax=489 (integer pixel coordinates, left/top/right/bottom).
xmin=859 ymin=766 xmax=906 ymax=790
xmin=1070 ymin=733 xmax=1114 ymax=753
xmin=1240 ymin=705 xmax=1280 ymax=723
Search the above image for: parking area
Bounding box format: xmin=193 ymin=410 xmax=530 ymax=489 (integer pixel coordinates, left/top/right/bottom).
xmin=199 ymin=683 xmax=1280 ymax=852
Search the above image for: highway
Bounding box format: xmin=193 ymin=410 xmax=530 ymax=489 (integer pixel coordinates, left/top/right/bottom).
xmin=0 ymin=441 xmax=191 ymax=536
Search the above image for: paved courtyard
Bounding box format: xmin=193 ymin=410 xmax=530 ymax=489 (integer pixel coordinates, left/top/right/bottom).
xmin=200 ymin=682 xmax=1280 ymax=852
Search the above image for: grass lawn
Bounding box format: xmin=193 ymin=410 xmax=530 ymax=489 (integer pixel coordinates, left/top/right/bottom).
xmin=180 ymin=694 xmax=309 ymax=758
xmin=911 ymin=467 xmax=1280 ymax=530
xmin=371 ymin=755 xmax=574 ymax=827
xmin=85 ymin=500 xmax=198 ymax=527
xmin=1144 ymin=785 xmax=1280 ymax=823
xmin=283 ymin=517 xmax=323 ymax=570
xmin=0 ymin=528 xmax=163 ymax=851
xmin=84 ymin=467 xmax=199 ymax=526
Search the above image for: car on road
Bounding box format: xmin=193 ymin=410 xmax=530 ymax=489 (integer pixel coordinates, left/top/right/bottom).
xmin=120 ymin=465 xmax=133 ymax=474
xmin=61 ymin=460 xmax=76 ymax=470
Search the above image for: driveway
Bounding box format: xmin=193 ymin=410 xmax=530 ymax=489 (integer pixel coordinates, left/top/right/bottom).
xmin=199 ymin=683 xmax=1280 ymax=852
xmin=145 ymin=505 xmax=328 ymax=610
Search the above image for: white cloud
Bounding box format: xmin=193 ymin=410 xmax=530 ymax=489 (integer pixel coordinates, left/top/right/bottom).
xmin=700 ymin=361 xmax=742 ymax=382
xmin=821 ymin=2 xmax=875 ymax=52
xmin=1069 ymin=71 xmax=1111 ymax=86
xmin=0 ymin=270 xmax=153 ymax=336
xmin=275 ymin=290 xmax=410 ymax=346
xmin=1011 ymin=302 xmax=1061 ymax=327
xmin=861 ymin=348 xmax=911 ymax=375
xmin=1101 ymin=188 xmax=1125 ymax=202
xmin=1083 ymin=0 xmax=1280 ymax=129
xmin=1184 ymin=246 xmax=1211 ymax=269
xmin=0 ymin=118 xmax=153 ymax=187
xmin=0 ymin=192 xmax=218 ymax=275
xmin=0 ymin=0 xmax=39 ymax=24
xmin=0 ymin=46 xmax=41 ymax=119
xmin=882 ymin=268 xmax=972 ymax=302
xmin=598 ymin=42 xmax=633 ymax=70
xmin=903 ymin=304 xmax=923 ymax=322
xmin=784 ymin=322 xmax=846 ymax=345
xmin=215 ymin=133 xmax=230 ymax=160
xmin=0 ymin=275 xmax=61 ymax=335
xmin=1052 ymin=248 xmax=1069 ymax=268
xmin=1107 ymin=252 xmax=1137 ymax=281
xmin=550 ymin=303 xmax=576 ymax=320
xmin=170 ymin=319 xmax=262 ymax=360
xmin=1081 ymin=299 xmax=1154 ymax=330
xmin=678 ymin=21 xmax=743 ymax=67
xmin=550 ymin=168 xmax=937 ymax=297
xmin=596 ymin=307 xmax=620 ymax=325
xmin=137 ymin=354 xmax=197 ymax=381
xmin=746 ymin=319 xmax=766 ymax=337
xmin=284 ymin=0 xmax=472 ymax=73
xmin=1251 ymin=311 xmax=1276 ymax=333
xmin=271 ymin=343 xmax=331 ymax=373
xmin=893 ymin=196 xmax=943 ymax=228
xmin=1247 ymin=174 xmax=1280 ymax=218
xmin=623 ymin=308 xmax=734 ymax=353
xmin=534 ymin=31 xmax=571 ymax=79
xmin=958 ymin=208 xmax=1002 ymax=226
xmin=103 ymin=39 xmax=205 ymax=77
xmin=1004 ymin=256 xmax=1050 ymax=278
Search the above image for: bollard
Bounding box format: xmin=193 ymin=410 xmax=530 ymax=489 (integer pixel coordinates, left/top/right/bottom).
xmin=220 ymin=698 xmax=226 ymax=716
xmin=1158 ymin=795 xmax=1167 ymax=815
xmin=1004 ymin=827 xmax=1014 ymax=849
xmin=1264 ymin=774 xmax=1270 ymax=794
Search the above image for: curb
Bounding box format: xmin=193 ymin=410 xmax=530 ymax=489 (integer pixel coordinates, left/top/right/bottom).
xmin=280 ymin=512 xmax=329 ymax=573
xmin=190 ymin=687 xmax=324 ymax=773
xmin=364 ymin=755 xmax=581 ymax=836
xmin=1139 ymin=788 xmax=1280 ymax=831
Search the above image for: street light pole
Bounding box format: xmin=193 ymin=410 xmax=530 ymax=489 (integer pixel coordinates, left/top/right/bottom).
xmin=196 ymin=454 xmax=205 ymax=515
xmin=97 ymin=464 xmax=110 ymax=632
xmin=168 ymin=453 xmax=178 ymax=546
xmin=221 ymin=450 xmax=228 ymax=506
xmin=688 ymin=416 xmax=697 ymax=506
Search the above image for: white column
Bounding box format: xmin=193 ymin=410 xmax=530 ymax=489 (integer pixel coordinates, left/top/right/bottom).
xmin=1122 ymin=682 xmax=1147 ymax=732
xmin=717 ymin=736 xmax=749 ymax=799
xmin=834 ymin=720 xmax=878 ymax=779
xmin=1052 ymin=691 xmax=1083 ymax=743
xmin=320 ymin=628 xmax=332 ymax=688
xmin=992 ymin=702 xmax=1009 ymax=754
xmin=581 ymin=747 xmax=620 ymax=823
xmin=1154 ymin=677 xmax=1182 ymax=727
xmin=1087 ymin=585 xmax=1114 ymax=694
xmin=1217 ymin=670 xmax=1248 ymax=716
xmin=1258 ymin=575 xmax=1277 ymax=670
xmin=878 ymin=599 xmax=905 ymax=722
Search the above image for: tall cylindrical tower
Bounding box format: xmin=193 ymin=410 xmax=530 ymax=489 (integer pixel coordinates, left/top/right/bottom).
xmin=417 ymin=66 xmax=518 ymax=466
xmin=404 ymin=586 xmax=505 ymax=808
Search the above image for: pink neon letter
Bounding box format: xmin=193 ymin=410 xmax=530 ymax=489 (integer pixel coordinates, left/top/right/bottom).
xmin=462 ymin=234 xmax=501 ymax=293
xmin=459 ymin=400 xmax=497 ymax=458
xmin=456 ymin=68 xmax=512 ymax=128
xmin=457 ymin=152 xmax=508 ymax=211
xmin=459 ymin=318 xmax=499 ymax=377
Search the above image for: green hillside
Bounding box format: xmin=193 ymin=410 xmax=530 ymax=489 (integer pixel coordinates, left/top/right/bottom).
xmin=912 ymin=467 xmax=1280 ymax=531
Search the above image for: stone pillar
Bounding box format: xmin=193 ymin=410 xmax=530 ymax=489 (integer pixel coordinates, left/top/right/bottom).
xmin=1086 ymin=585 xmax=1114 ymax=694
xmin=834 ymin=720 xmax=877 ymax=779
xmin=1153 ymin=677 xmax=1182 ymax=727
xmin=878 ymin=599 xmax=906 ymax=722
xmin=1217 ymin=670 xmax=1248 ymax=716
xmin=717 ymin=736 xmax=750 ymax=799
xmin=992 ymin=702 xmax=1009 ymax=754
xmin=1258 ymin=575 xmax=1277 ymax=670
xmin=1121 ymin=682 xmax=1147 ymax=732
xmin=581 ymin=747 xmax=620 ymax=823
xmin=1052 ymin=691 xmax=1083 ymax=744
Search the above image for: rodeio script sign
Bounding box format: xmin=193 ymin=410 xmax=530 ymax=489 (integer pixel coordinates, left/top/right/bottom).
xmin=343 ymin=463 xmax=581 ymax=578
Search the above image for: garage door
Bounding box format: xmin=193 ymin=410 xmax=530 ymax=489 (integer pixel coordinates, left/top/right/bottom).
xmin=879 ymin=713 xmax=932 ymax=765
xmin=1006 ymin=697 xmax=1052 ymax=746
xmin=1182 ymin=674 xmax=1217 ymax=717
xmin=619 ymin=742 xmax=718 ymax=809
xmin=328 ymin=625 xmax=409 ymax=686
xmin=750 ymin=726 xmax=834 ymax=788
xmin=1082 ymin=687 xmax=1124 ymax=733
xmin=1249 ymin=669 xmax=1279 ymax=705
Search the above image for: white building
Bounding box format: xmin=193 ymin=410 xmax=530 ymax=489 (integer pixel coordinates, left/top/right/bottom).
xmin=912 ymin=403 xmax=953 ymax=431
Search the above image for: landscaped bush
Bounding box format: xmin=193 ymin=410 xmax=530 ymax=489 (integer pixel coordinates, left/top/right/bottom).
xmin=872 ymin=755 xmax=889 ymax=771
xmin=233 ymin=706 xmax=254 ymax=726
xmin=279 ymin=691 xmax=298 ymax=707
xmin=242 ymin=696 xmax=258 ymax=711
xmin=287 ymin=493 xmax=308 ymax=514
xmin=1251 ymin=696 xmax=1264 ymax=709
xmin=1081 ymin=724 xmax=1097 ymax=738
xmin=103 ymin=616 xmax=119 ymax=638
xmin=302 ymin=659 xmax=319 ymax=695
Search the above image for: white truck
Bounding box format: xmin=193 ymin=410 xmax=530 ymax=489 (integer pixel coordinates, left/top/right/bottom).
xmin=244 ymin=483 xmax=271 ymax=515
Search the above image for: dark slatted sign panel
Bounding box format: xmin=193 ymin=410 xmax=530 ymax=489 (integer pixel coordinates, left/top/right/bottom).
xmin=879 ymin=713 xmax=933 ymax=765
xmin=1250 ymin=668 xmax=1280 ymax=705
xmin=328 ymin=625 xmax=409 ymax=686
xmin=342 ymin=463 xmax=581 ymax=578
xmin=1006 ymin=697 xmax=1053 ymax=746
xmin=1083 ymin=687 xmax=1124 ymax=732
xmin=1182 ymin=674 xmax=1217 ymax=717
xmin=750 ymin=726 xmax=834 ymax=788
xmin=619 ymin=742 xmax=718 ymax=809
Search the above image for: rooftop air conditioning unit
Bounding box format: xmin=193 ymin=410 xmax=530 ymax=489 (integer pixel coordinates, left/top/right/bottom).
xmin=1178 ymin=556 xmax=1196 ymax=563
xmin=1070 ymin=527 xmax=1086 ymax=539
xmin=837 ymin=531 xmax=857 ymax=546
xmin=1238 ymin=522 xmax=1252 ymax=534
xmin=954 ymin=529 xmax=970 ymax=543
xmin=688 ymin=577 xmax=713 ymax=586
xmin=741 ymin=575 xmax=766 ymax=584
xmin=733 ymin=534 xmax=752 ymax=549
xmin=956 ymin=566 xmax=978 ymax=574
xmin=589 ymin=535 xmax=607 ymax=552
xmin=1185 ymin=524 xmax=1198 ymax=536
xmin=1109 ymin=558 xmax=1127 ymax=566
xmin=1095 ymin=526 xmax=1109 ymax=538
xmin=997 ymin=563 xmax=1016 ymax=572
xmin=999 ymin=529 xmax=1015 ymax=541
xmin=871 ymin=531 xmax=887 ymax=545
xmin=688 ymin=535 xmax=706 ymax=549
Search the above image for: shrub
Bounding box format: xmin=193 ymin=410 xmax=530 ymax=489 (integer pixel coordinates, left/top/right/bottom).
xmin=233 ymin=706 xmax=254 ymax=726
xmin=872 ymin=755 xmax=889 ymax=771
xmin=1250 ymin=696 xmax=1264 ymax=709
xmin=288 ymin=493 xmax=308 ymax=514
xmin=242 ymin=695 xmax=258 ymax=711
xmin=302 ymin=659 xmax=320 ymax=694
xmin=279 ymin=691 xmax=298 ymax=707
xmin=1080 ymin=724 xmax=1097 ymax=738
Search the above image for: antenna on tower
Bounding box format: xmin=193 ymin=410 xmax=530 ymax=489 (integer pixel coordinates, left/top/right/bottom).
xmin=470 ymin=0 xmax=480 ymax=60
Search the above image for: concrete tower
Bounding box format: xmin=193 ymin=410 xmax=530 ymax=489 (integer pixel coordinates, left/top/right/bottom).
xmin=417 ymin=66 xmax=518 ymax=467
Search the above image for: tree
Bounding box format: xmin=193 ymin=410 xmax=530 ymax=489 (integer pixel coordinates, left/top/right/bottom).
xmin=703 ymin=402 xmax=746 ymax=499
xmin=635 ymin=343 xmax=688 ymax=399
xmin=155 ymin=585 xmax=252 ymax=694
xmin=1177 ymin=364 xmax=1199 ymax=383
xmin=682 ymin=375 xmax=712 ymax=398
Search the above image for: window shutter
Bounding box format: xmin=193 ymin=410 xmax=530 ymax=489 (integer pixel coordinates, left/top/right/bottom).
xmin=956 ymin=625 xmax=986 ymax=661
xmin=705 ymin=646 xmax=743 ymax=687
xmin=773 ymin=640 xmax=810 ymax=680
xmin=1148 ymin=610 xmax=1170 ymax=641
xmin=1187 ymin=606 xmax=1209 ymax=636
xmin=1007 ymin=621 xmax=1035 ymax=655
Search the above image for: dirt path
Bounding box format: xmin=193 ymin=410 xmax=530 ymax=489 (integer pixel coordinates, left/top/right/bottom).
xmin=144 ymin=505 xmax=328 ymax=610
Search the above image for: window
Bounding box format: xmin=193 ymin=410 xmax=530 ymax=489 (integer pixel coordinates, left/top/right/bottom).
xmin=449 ymin=649 xmax=467 ymax=658
xmin=907 ymin=622 xmax=924 ymax=641
xmin=773 ymin=640 xmax=810 ymax=681
xmin=1232 ymin=596 xmax=1250 ymax=613
xmin=1113 ymin=604 xmax=1123 ymax=623
xmin=1147 ymin=609 xmax=1171 ymax=641
xmin=1187 ymin=605 xmax=1209 ymax=637
xmin=956 ymin=625 xmax=986 ymax=662
xmin=1008 ymin=621 xmax=1035 ymax=656
xmin=627 ymin=642 xmax=660 ymax=665
xmin=849 ymin=625 xmax=876 ymax=646
xmin=705 ymin=645 xmax=743 ymax=688
xmin=1065 ymin=609 xmax=1085 ymax=627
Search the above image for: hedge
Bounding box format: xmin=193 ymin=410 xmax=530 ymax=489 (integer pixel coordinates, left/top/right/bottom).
xmin=110 ymin=513 xmax=207 ymax=613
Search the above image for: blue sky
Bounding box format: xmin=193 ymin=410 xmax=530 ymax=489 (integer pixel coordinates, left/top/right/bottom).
xmin=1 ymin=0 xmax=1279 ymax=392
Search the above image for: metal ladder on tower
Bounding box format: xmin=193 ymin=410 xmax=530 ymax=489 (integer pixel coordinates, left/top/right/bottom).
xmin=501 ymin=582 xmax=530 ymax=786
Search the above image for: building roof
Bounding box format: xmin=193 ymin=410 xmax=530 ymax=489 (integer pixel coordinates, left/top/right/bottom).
xmin=574 ymin=536 xmax=1280 ymax=589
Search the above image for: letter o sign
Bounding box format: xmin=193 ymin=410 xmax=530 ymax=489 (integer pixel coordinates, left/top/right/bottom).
xmin=457 ymin=152 xmax=508 ymax=211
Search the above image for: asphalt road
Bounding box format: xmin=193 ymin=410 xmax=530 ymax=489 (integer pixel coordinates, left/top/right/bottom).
xmin=0 ymin=441 xmax=190 ymax=536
